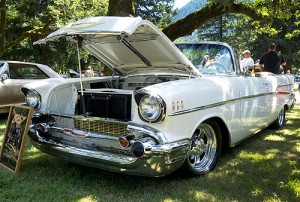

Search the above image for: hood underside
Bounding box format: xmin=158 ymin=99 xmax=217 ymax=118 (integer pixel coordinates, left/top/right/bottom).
xmin=34 ymin=16 xmax=200 ymax=77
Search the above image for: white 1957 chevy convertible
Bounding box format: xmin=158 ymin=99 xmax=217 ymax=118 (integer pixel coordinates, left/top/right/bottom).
xmin=22 ymin=16 xmax=295 ymax=177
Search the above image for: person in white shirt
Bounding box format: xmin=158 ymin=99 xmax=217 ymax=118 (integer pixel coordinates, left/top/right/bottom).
xmin=240 ymin=50 xmax=254 ymax=73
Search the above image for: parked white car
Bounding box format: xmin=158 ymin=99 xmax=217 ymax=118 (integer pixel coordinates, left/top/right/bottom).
xmin=22 ymin=16 xmax=295 ymax=177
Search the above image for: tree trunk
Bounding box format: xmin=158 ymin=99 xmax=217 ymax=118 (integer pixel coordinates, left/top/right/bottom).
xmin=162 ymin=3 xmax=266 ymax=41
xmin=0 ymin=0 xmax=6 ymax=56
xmin=107 ymin=0 xmax=134 ymax=16
xmin=219 ymin=15 xmax=223 ymax=40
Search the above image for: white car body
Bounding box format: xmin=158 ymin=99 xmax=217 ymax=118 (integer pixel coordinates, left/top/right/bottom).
xmin=22 ymin=16 xmax=295 ymax=177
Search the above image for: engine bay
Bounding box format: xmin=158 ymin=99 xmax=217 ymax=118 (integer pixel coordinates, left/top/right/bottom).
xmin=75 ymin=74 xmax=190 ymax=120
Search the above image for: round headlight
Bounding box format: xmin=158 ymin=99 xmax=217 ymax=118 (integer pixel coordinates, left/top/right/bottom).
xmin=26 ymin=90 xmax=41 ymax=109
xmin=138 ymin=95 xmax=163 ymax=122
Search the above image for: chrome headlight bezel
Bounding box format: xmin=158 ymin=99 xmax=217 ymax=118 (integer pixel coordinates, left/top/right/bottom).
xmin=135 ymin=91 xmax=166 ymax=123
xmin=25 ymin=89 xmax=41 ymax=109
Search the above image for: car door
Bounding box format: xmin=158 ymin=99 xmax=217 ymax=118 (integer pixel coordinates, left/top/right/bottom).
xmin=0 ymin=62 xmax=20 ymax=106
xmin=233 ymin=75 xmax=271 ymax=139
xmin=0 ymin=76 xmax=37 ymax=106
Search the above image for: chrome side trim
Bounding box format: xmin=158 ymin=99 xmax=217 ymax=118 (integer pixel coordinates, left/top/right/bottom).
xmin=169 ymin=92 xmax=275 ymax=116
xmin=277 ymin=84 xmax=294 ymax=87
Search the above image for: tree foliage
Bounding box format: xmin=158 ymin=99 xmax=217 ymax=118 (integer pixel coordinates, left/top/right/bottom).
xmin=1 ymin=0 xmax=108 ymax=72
xmin=173 ymin=0 xmax=300 ymax=70
xmin=0 ymin=0 xmax=300 ymax=72
xmin=134 ymin=0 xmax=176 ymax=28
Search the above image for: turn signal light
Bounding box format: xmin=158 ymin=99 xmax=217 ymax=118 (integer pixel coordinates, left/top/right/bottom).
xmin=118 ymin=135 xmax=135 ymax=148
xmin=119 ymin=136 xmax=130 ymax=147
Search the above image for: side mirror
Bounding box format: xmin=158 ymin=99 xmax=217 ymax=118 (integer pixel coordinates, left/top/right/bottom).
xmin=1 ymin=73 xmax=8 ymax=81
xmin=243 ymin=66 xmax=253 ymax=76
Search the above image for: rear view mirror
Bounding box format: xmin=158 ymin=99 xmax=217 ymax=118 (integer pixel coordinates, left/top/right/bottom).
xmin=1 ymin=73 xmax=9 ymax=81
xmin=243 ymin=66 xmax=254 ymax=76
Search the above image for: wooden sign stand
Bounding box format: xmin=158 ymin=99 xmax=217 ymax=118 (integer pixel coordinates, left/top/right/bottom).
xmin=0 ymin=105 xmax=33 ymax=173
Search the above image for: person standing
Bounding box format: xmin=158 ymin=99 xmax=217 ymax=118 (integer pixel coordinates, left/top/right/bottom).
xmin=258 ymin=43 xmax=286 ymax=74
xmin=240 ymin=50 xmax=254 ymax=73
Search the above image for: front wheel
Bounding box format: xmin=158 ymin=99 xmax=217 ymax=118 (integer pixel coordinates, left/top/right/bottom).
xmin=181 ymin=120 xmax=221 ymax=176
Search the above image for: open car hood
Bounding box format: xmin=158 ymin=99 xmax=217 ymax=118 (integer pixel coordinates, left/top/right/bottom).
xmin=34 ymin=16 xmax=199 ymax=77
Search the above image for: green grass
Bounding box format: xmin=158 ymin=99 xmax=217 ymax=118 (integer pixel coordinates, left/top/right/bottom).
xmin=0 ymin=105 xmax=299 ymax=202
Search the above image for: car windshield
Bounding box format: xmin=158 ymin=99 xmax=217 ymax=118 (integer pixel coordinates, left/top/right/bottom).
xmin=176 ymin=43 xmax=234 ymax=75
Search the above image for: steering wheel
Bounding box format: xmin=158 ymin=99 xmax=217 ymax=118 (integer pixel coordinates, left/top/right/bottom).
xmin=205 ymin=62 xmax=227 ymax=73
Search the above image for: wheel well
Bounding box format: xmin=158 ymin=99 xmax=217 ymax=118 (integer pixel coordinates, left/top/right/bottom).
xmin=206 ymin=117 xmax=230 ymax=152
xmin=284 ymin=103 xmax=289 ymax=111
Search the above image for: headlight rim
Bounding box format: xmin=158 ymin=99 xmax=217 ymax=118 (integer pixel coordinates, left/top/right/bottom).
xmin=25 ymin=89 xmax=41 ymax=109
xmin=135 ymin=91 xmax=166 ymax=123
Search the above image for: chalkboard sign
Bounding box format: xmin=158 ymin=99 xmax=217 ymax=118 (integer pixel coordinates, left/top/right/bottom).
xmin=0 ymin=105 xmax=33 ymax=173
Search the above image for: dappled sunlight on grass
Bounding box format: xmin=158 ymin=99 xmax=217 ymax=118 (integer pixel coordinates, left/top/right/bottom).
xmin=295 ymin=142 xmax=300 ymax=152
xmin=0 ymin=118 xmax=7 ymax=144
xmin=163 ymin=198 xmax=180 ymax=202
xmin=23 ymin=146 xmax=46 ymax=160
xmin=280 ymin=126 xmax=300 ymax=137
xmin=0 ymin=117 xmax=7 ymax=129
xmin=223 ymin=169 xmax=245 ymax=181
xmin=288 ymin=178 xmax=300 ymax=197
xmin=78 ymin=196 xmax=98 ymax=202
xmin=250 ymin=187 xmax=263 ymax=196
xmin=0 ymin=122 xmax=6 ymax=140
xmin=264 ymin=134 xmax=286 ymax=141
xmin=190 ymin=190 xmax=215 ymax=201
xmin=239 ymin=149 xmax=279 ymax=162
xmin=289 ymin=160 xmax=297 ymax=168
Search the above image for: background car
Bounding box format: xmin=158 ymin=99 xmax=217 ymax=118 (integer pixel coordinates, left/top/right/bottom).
xmin=0 ymin=61 xmax=61 ymax=113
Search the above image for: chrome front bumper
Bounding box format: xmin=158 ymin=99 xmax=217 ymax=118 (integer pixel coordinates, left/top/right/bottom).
xmin=28 ymin=117 xmax=190 ymax=177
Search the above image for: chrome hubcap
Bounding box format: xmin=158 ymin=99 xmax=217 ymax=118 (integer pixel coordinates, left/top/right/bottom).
xmin=188 ymin=123 xmax=217 ymax=172
xmin=278 ymin=108 xmax=285 ymax=125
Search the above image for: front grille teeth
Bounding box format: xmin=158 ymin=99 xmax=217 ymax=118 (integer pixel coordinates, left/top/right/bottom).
xmin=74 ymin=118 xmax=129 ymax=136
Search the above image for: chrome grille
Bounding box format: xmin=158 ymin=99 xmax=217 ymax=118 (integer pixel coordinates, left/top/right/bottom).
xmin=74 ymin=117 xmax=129 ymax=136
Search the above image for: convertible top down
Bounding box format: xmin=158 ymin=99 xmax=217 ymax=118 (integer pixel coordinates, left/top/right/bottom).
xmin=22 ymin=16 xmax=294 ymax=177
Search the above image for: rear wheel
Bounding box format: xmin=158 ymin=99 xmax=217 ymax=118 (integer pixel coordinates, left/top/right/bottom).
xmin=270 ymin=107 xmax=286 ymax=129
xmin=181 ymin=120 xmax=221 ymax=176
